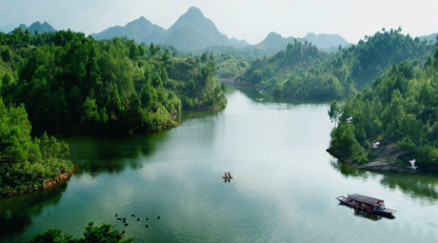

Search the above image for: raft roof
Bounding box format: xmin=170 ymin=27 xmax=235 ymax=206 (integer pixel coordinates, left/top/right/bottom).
xmin=348 ymin=194 xmax=383 ymax=205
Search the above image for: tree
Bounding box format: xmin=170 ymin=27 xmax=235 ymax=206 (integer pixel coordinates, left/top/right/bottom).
xmin=30 ymin=222 xmax=133 ymax=243
xmin=328 ymin=100 xmax=341 ymax=126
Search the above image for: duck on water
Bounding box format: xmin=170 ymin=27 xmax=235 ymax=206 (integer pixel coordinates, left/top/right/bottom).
xmin=336 ymin=194 xmax=396 ymax=216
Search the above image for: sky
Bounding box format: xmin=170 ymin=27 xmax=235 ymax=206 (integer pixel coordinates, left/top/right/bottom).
xmin=0 ymin=0 xmax=437 ymax=45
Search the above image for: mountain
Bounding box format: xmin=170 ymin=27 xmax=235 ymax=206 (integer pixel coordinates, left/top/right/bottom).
xmin=418 ymin=33 xmax=437 ymax=43
xmin=301 ymin=33 xmax=349 ymax=50
xmin=255 ymin=32 xmax=295 ymax=51
xmin=18 ymin=21 xmax=56 ymax=34
xmin=91 ymin=6 xmax=247 ymax=50
xmin=253 ymin=32 xmax=349 ymax=54
xmin=156 ymin=7 xmax=230 ymax=50
xmin=91 ymin=16 xmax=165 ymax=44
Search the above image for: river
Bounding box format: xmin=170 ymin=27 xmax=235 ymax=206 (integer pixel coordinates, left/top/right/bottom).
xmin=1 ymin=86 xmax=437 ymax=243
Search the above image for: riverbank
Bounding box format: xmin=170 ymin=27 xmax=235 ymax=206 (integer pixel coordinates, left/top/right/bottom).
xmin=327 ymin=143 xmax=416 ymax=173
xmin=0 ymin=164 xmax=74 ymax=199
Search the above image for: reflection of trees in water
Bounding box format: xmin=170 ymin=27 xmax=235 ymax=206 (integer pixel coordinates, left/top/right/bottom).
xmin=0 ymin=183 xmax=67 ymax=241
xmin=331 ymin=160 xmax=438 ymax=202
xmin=330 ymin=160 xmax=370 ymax=179
xmin=380 ymin=174 xmax=438 ymax=201
xmin=66 ymin=134 xmax=167 ymax=176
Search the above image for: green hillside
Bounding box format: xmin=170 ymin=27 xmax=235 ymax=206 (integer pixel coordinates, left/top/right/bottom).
xmin=328 ymin=49 xmax=438 ymax=171
xmin=239 ymin=28 xmax=436 ymax=101
xmin=0 ymin=29 xmax=226 ymax=136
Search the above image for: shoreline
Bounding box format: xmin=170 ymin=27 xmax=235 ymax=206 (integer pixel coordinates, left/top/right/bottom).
xmin=0 ymin=168 xmax=74 ymax=199
xmin=326 ymin=144 xmax=416 ymax=173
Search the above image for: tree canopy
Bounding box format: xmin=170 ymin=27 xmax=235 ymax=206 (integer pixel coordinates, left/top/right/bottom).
xmin=30 ymin=222 xmax=133 ymax=243
xmin=328 ymin=49 xmax=438 ymax=170
xmin=0 ymin=29 xmax=226 ymax=135
xmin=0 ymin=97 xmax=72 ymax=197
xmin=239 ymin=28 xmax=435 ymax=101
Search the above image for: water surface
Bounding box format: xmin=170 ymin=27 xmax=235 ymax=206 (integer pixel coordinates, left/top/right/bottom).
xmin=1 ymin=87 xmax=437 ymax=243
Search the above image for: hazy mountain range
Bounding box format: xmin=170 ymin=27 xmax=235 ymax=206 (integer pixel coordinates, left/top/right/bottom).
xmin=90 ymin=7 xmax=350 ymax=51
xmin=92 ymin=7 xmax=249 ymax=50
xmin=4 ymin=6 xmax=436 ymax=52
xmin=18 ymin=21 xmax=56 ymax=34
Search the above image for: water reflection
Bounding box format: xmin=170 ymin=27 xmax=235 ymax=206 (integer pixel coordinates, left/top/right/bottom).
xmin=331 ymin=160 xmax=438 ymax=202
xmin=0 ymin=183 xmax=67 ymax=241
xmin=330 ymin=160 xmax=369 ymax=179
xmin=380 ymin=174 xmax=438 ymax=202
xmin=236 ymin=85 xmax=275 ymax=103
xmin=65 ymin=134 xmax=167 ymax=176
xmin=338 ymin=204 xmax=395 ymax=221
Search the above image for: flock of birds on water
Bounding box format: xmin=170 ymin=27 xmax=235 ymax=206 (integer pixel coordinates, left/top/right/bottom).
xmin=115 ymin=213 xmax=160 ymax=228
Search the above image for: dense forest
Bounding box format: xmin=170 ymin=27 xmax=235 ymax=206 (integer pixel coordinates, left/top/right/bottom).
xmin=0 ymin=28 xmax=226 ymax=135
xmin=328 ymin=49 xmax=438 ymax=170
xmin=0 ymin=97 xmax=72 ymax=197
xmin=0 ymin=29 xmax=226 ymax=197
xmin=239 ymin=28 xmax=436 ymax=100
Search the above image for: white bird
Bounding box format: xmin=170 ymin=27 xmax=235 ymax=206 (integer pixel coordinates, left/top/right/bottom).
xmin=373 ymin=141 xmax=380 ymax=149
xmin=256 ymin=98 xmax=265 ymax=102
xmin=346 ymin=117 xmax=353 ymax=123
xmin=409 ymin=159 xmax=417 ymax=170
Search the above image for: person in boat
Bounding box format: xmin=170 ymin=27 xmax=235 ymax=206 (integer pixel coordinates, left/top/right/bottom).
xmin=224 ymin=172 xmax=228 ymax=178
xmin=228 ymin=171 xmax=231 ymax=178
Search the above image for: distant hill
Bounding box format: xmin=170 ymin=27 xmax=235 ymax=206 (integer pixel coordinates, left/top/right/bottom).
xmin=18 ymin=21 xmax=56 ymax=34
xmin=252 ymin=32 xmax=349 ymax=54
xmin=91 ymin=6 xmax=247 ymax=50
xmin=91 ymin=16 xmax=165 ymax=44
xmin=418 ymin=33 xmax=437 ymax=43
xmin=255 ymin=32 xmax=295 ymax=52
xmin=300 ymin=33 xmax=349 ymax=50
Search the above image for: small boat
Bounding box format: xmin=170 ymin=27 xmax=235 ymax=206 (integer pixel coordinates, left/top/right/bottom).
xmin=222 ymin=176 xmax=234 ymax=179
xmin=336 ymin=194 xmax=396 ymax=216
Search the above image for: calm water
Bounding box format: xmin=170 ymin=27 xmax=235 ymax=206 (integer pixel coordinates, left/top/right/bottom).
xmin=1 ymin=87 xmax=438 ymax=243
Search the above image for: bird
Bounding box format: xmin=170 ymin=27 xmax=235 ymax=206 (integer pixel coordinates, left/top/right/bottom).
xmin=137 ymin=218 xmax=140 ymax=221
xmin=131 ymin=214 xmax=135 ymax=217
xmin=145 ymin=224 xmax=149 ymax=228
xmin=373 ymin=141 xmax=380 ymax=149
xmin=157 ymin=216 xmax=160 ymax=220
xmin=117 ymin=217 xmax=121 ymax=221
xmin=115 ymin=213 xmax=118 ymax=217
xmin=124 ymin=223 xmax=129 ymax=227
xmin=146 ymin=217 xmax=149 ymax=221
xmin=346 ymin=117 xmax=353 ymax=123
xmin=409 ymin=159 xmax=417 ymax=170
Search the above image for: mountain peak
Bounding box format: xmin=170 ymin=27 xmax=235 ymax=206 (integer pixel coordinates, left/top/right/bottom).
xmin=17 ymin=21 xmax=56 ymax=34
xmin=184 ymin=6 xmax=204 ymax=18
xmin=265 ymin=32 xmax=283 ymax=40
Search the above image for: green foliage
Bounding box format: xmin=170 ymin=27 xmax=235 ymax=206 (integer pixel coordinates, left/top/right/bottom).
xmin=215 ymin=53 xmax=250 ymax=79
xmin=1 ymin=30 xmax=226 ymax=135
xmin=328 ymin=100 xmax=341 ymax=126
xmin=328 ymin=49 xmax=438 ymax=170
xmin=30 ymin=222 xmax=133 ymax=243
xmin=240 ymin=28 xmax=434 ymax=101
xmin=0 ymin=98 xmax=72 ymax=196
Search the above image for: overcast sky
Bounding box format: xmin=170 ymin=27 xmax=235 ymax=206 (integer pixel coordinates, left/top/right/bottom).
xmin=1 ymin=0 xmax=437 ymax=44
